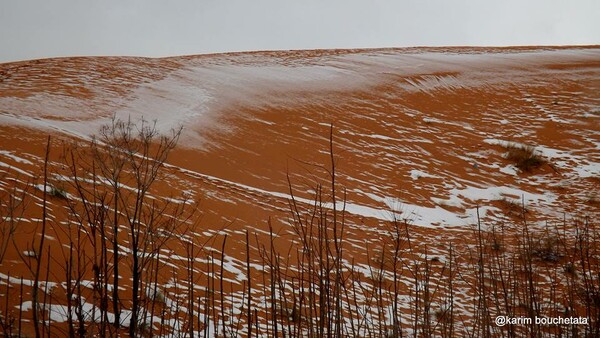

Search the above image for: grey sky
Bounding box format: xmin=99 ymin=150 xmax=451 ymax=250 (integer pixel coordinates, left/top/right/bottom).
xmin=1 ymin=0 xmax=598 ymax=63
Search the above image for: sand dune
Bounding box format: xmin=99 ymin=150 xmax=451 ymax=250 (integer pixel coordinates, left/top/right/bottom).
xmin=0 ymin=46 xmax=599 ymax=336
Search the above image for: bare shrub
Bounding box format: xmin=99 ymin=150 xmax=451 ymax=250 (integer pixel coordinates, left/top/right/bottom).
xmin=531 ymin=235 xmax=564 ymax=263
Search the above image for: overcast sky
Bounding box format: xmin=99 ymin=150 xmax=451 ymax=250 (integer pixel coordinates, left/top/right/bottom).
xmin=1 ymin=0 xmax=598 ymax=63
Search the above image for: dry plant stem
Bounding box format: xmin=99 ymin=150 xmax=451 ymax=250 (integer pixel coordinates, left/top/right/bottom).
xmin=31 ymin=136 xmax=50 ymax=338
xmin=245 ymin=229 xmax=252 ymax=338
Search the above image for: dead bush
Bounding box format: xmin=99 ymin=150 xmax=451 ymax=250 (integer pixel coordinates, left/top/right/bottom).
xmin=531 ymin=235 xmax=564 ymax=263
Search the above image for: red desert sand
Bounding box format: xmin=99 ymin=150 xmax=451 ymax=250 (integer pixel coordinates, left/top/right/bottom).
xmin=0 ymin=46 xmax=599 ymax=337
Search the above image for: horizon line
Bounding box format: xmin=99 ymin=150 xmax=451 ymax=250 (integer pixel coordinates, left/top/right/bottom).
xmin=2 ymin=44 xmax=599 ymax=65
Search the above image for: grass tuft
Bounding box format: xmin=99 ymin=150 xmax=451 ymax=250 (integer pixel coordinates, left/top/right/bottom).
xmin=505 ymin=144 xmax=546 ymax=172
xmin=48 ymin=186 xmax=68 ymax=200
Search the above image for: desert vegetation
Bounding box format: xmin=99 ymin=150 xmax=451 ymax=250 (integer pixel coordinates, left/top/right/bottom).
xmin=0 ymin=119 xmax=598 ymax=337
xmin=504 ymin=144 xmax=547 ymax=173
